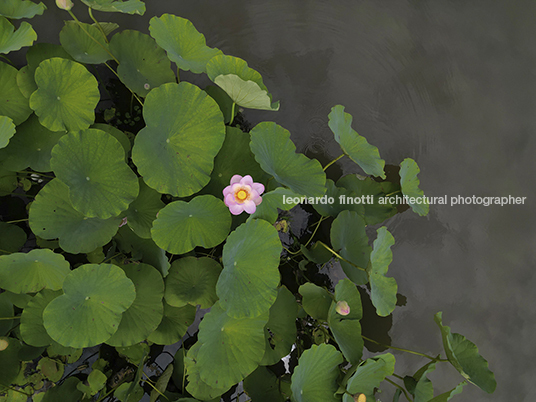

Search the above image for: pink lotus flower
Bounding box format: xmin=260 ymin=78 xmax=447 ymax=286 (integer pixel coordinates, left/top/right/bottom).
xmin=56 ymin=0 xmax=74 ymax=10
xmin=223 ymin=175 xmax=264 ymax=215
xmin=336 ymin=301 xmax=350 ymax=316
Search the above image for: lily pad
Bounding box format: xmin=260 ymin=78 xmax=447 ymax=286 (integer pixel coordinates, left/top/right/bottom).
xmin=30 ymin=58 xmax=99 ymax=132
xmin=105 ymin=263 xmax=164 ymax=347
xmin=0 ymin=0 xmax=46 ymax=19
xmin=330 ymin=210 xmax=371 ymax=285
xmin=149 ymin=14 xmax=221 ymax=74
xmin=16 ymin=65 xmax=35 ymax=98
xmin=0 ymin=338 xmax=21 ymax=387
xmin=20 ymin=289 xmax=62 ymax=347
xmin=164 ymin=257 xmax=222 ymax=309
xmin=399 ymin=158 xmax=429 ymax=216
xmin=429 ymin=382 xmax=467 ymax=402
xmin=60 ymin=21 xmax=112 ymax=64
xmin=38 ymin=376 xmax=83 ymax=402
xmin=298 ymin=282 xmax=332 ymax=321
xmin=205 ymin=85 xmax=236 ymax=124
xmin=343 ymin=353 xmax=396 ymax=402
xmin=0 ymin=16 xmax=36 ymax=54
xmin=146 ymin=302 xmax=196 ymax=345
xmin=249 ymin=187 xmax=301 ymax=224
xmin=51 ymin=129 xmax=139 ymax=219
xmin=124 ymin=178 xmax=164 ymax=239
xmin=91 ymin=123 xmax=131 ymax=159
xmin=250 ymin=122 xmax=326 ymax=198
xmin=185 ymin=342 xmax=230 ymax=400
xmin=196 ymin=302 xmax=269 ymax=390
xmin=413 ymin=362 xmax=436 ymax=402
xmin=132 ymin=82 xmax=225 ymax=197
xmin=206 ymin=55 xmax=279 ymax=111
xmin=151 ymin=195 xmax=231 ymax=255
xmin=328 ymin=105 xmax=385 ymax=179
xmin=29 ymin=179 xmax=121 ymax=254
xmin=243 ymin=366 xmax=285 ymax=402
xmin=0 ymin=62 xmax=32 ymax=125
xmin=0 ymin=249 xmax=70 ymax=294
xmin=43 ymin=264 xmax=136 ymax=348
xmin=0 ymin=116 xmax=15 ymax=149
xmin=0 ymin=164 xmax=17 ymax=196
xmin=109 ymin=30 xmax=175 ymax=97
xmin=80 ymin=0 xmax=145 ymax=15
xmin=0 ymin=114 xmax=66 ymax=172
xmin=291 ymin=344 xmax=343 ymax=402
xmin=434 ymin=312 xmax=496 ymax=393
xmin=0 ymin=222 xmax=26 ymax=255
xmin=218 ymin=219 xmax=282 ymax=319
xmin=369 ymin=227 xmax=397 ymax=317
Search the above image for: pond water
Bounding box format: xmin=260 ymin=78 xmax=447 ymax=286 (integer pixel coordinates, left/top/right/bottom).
xmin=29 ymin=1 xmax=535 ymax=400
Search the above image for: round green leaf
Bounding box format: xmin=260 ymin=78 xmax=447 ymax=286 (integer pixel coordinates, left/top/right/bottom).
xmin=43 ymin=264 xmax=136 ymax=348
xmin=206 ymin=55 xmax=279 ymax=111
xmin=250 ymin=122 xmax=326 ymax=198
xmin=400 ymin=158 xmax=429 ymax=216
xmin=146 ymin=302 xmax=196 ymax=345
xmin=343 ymin=354 xmax=396 ymax=402
xmin=39 ymin=376 xmax=83 ymax=402
xmin=218 ymin=219 xmax=282 ymax=319
xmin=0 ymin=115 xmax=15 ymax=149
xmin=0 ymin=0 xmax=46 ymax=19
xmin=60 ymin=21 xmax=112 ymax=64
xmin=0 ymin=17 xmax=36 ymax=54
xmin=328 ymin=105 xmax=386 ymax=179
xmin=298 ymin=282 xmax=332 ymax=321
xmin=29 ymin=179 xmax=122 ymax=254
xmin=20 ymin=289 xmax=62 ymax=347
xmin=291 ymin=344 xmax=344 ymax=402
xmin=151 ymin=195 xmax=230 ymax=254
xmin=185 ymin=342 xmax=230 ymax=400
xmin=0 ymin=222 xmax=26 ymax=255
xmin=30 ymin=58 xmax=99 ymax=132
xmin=51 ymin=129 xmax=139 ymax=219
xmin=132 ymin=82 xmax=225 ymax=197
xmin=0 ymin=62 xmax=32 ymax=125
xmin=0 ymin=114 xmax=66 ymax=172
xmin=80 ymin=0 xmax=145 ymax=15
xmin=124 ymin=178 xmax=164 ymax=239
xmin=197 ymin=302 xmax=269 ymax=390
xmin=0 ymin=249 xmax=70 ymax=294
xmin=106 ymin=263 xmax=164 ymax=347
xmin=330 ymin=210 xmax=370 ymax=285
xmin=109 ymin=30 xmax=175 ymax=97
xmin=16 ymin=65 xmax=35 ymax=98
xmin=164 ymin=257 xmax=222 ymax=309
xmin=91 ymin=123 xmax=131 ymax=159
xmin=369 ymin=227 xmax=397 ymax=317
xmin=149 ymin=14 xmax=222 ymax=74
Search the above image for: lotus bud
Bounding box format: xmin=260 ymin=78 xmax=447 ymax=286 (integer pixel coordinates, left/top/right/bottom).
xmin=56 ymin=0 xmax=74 ymax=11
xmin=0 ymin=337 xmax=9 ymax=351
xmin=336 ymin=300 xmax=350 ymax=316
xmin=353 ymin=393 xmax=366 ymax=402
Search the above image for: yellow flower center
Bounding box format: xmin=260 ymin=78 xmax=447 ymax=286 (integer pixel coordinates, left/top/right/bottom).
xmin=235 ymin=189 xmax=248 ymax=202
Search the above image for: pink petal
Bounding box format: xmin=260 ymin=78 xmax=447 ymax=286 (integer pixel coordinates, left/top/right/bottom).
xmin=229 ymin=203 xmax=244 ymax=215
xmin=243 ymin=200 xmax=257 ymax=214
xmin=253 ymin=195 xmax=263 ymax=206
xmin=231 ymin=183 xmax=242 ymax=193
xmin=225 ymin=193 xmax=237 ymax=207
xmin=252 ymin=182 xmax=265 ymax=195
xmin=223 ymin=185 xmax=233 ymax=197
xmin=240 ymin=175 xmax=253 ymax=186
xmin=230 ymin=175 xmax=242 ymax=185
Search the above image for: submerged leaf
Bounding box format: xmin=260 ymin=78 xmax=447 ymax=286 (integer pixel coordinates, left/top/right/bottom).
xmin=368 ymin=227 xmax=397 ymax=317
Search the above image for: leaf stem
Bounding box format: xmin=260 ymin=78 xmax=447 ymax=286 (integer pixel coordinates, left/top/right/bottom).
xmin=303 ymin=216 xmax=327 ymax=249
xmin=317 ymin=241 xmax=366 ymax=272
xmin=230 ymin=102 xmax=236 ymax=125
xmin=88 ymin=7 xmax=109 ymax=43
xmin=16 ymin=170 xmax=55 ymax=179
xmin=4 ymin=219 xmax=28 ymax=224
xmin=385 ymin=377 xmax=412 ymax=401
xmin=103 ymin=62 xmax=144 ymax=106
xmin=0 ymin=316 xmax=21 ymax=321
xmin=385 ymin=190 xmax=402 ymax=197
xmin=323 ymin=153 xmax=345 ymax=171
xmin=362 ymin=335 xmax=448 ymax=362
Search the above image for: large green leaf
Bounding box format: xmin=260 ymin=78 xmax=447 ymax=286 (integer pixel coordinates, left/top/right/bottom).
xmin=0 ymin=222 xmax=26 ymax=256
xmin=250 ymin=122 xmax=326 ymax=198
xmin=151 ymin=195 xmax=231 ymax=254
xmin=164 ymin=257 xmax=222 ymax=309
xmin=146 ymin=303 xmax=196 ymax=345
xmin=328 ymin=105 xmax=385 ymax=178
xmin=206 ymin=55 xmax=279 ymax=111
xmin=80 ymin=0 xmax=145 ymax=14
xmin=0 ymin=17 xmax=36 ymax=54
xmin=60 ymin=21 xmax=112 ymax=64
xmin=43 ymin=264 xmax=136 ymax=348
xmin=243 ymin=366 xmax=285 ymax=402
xmin=0 ymin=114 xmax=66 ymax=172
xmin=124 ymin=178 xmax=164 ymax=239
xmin=20 ymin=289 xmax=62 ymax=347
xmin=0 ymin=116 xmax=15 ymax=149
xmin=29 ymin=179 xmax=121 ymax=254
xmin=399 ymin=158 xmax=429 ymax=216
xmin=0 ymin=62 xmax=32 ymax=125
xmin=434 ymin=312 xmax=496 ymax=393
xmin=0 ymin=0 xmax=46 ymax=19
xmin=260 ymin=286 xmax=298 ymax=366
xmin=298 ymin=282 xmax=332 ymax=321
xmin=327 ymin=279 xmax=364 ymax=364
xmin=196 ymin=302 xmax=269 ymax=390
xmin=105 ymin=263 xmax=164 ymax=347
xmin=0 ymin=249 xmax=69 ymax=294
xmin=185 ymin=342 xmax=229 ymax=400
xmin=109 ymin=30 xmax=175 ymax=97
xmin=149 ymin=14 xmax=221 ymax=74
xmin=132 ymin=82 xmax=225 ymax=197
xmin=330 ymin=210 xmax=371 ymax=285
xmin=368 ymin=227 xmax=397 ymax=317
xmin=217 ymin=219 xmax=282 ymax=318
xmin=51 ymin=129 xmax=139 ymax=219
xmin=291 ymin=344 xmax=343 ymax=402
xmin=29 ymin=58 xmax=99 ymax=132
xmin=343 ymin=354 xmax=396 ymax=402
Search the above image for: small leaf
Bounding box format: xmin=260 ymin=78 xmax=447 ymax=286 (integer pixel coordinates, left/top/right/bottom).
xmin=20 ymin=289 xmax=62 ymax=347
xmin=60 ymin=21 xmax=112 ymax=64
xmin=0 ymin=0 xmax=46 ymax=19
xmin=0 ymin=222 xmax=26 ymax=255
xmin=429 ymin=381 xmax=467 ymax=402
xmin=243 ymin=366 xmax=285 ymax=402
xmin=185 ymin=342 xmax=229 ymax=400
xmin=124 ymin=178 xmax=164 ymax=239
xmin=368 ymin=227 xmax=397 ymax=317
xmin=298 ymin=283 xmax=332 ymax=321
xmin=80 ymin=0 xmax=145 ymax=15
xmin=150 ymin=364 xmax=173 ymax=402
xmin=0 ymin=61 xmax=32 ymax=125
xmin=249 ymin=187 xmax=301 ymax=224
xmin=328 ymin=105 xmax=385 ymax=178
xmin=0 ymin=116 xmax=15 ymax=149
xmin=399 ymin=158 xmax=429 ymax=216
xmin=343 ymin=353 xmax=396 ymax=402
xmin=0 ymin=17 xmax=36 ymax=54
xmin=146 ymin=303 xmax=196 ymax=345
xmin=414 ymin=362 xmax=435 ymax=402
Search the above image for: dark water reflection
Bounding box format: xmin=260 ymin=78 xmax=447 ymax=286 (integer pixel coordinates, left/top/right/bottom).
xmin=29 ymin=1 xmax=536 ymax=400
